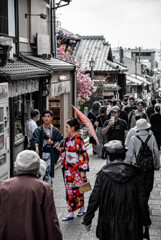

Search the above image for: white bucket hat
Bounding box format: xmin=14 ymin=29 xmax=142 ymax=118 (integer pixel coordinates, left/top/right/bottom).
xmin=15 ymin=150 xmax=40 ymax=173
xmin=134 ymin=119 xmax=151 ymax=132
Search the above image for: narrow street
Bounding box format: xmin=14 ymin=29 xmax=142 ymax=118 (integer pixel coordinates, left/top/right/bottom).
xmin=53 ymin=144 xmax=161 ymax=240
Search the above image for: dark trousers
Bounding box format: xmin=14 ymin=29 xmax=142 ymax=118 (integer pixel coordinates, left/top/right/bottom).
xmin=141 ymin=169 xmax=154 ymax=201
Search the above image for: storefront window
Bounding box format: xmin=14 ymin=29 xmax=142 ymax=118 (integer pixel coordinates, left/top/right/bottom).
xmin=14 ymin=95 xmax=24 ymax=142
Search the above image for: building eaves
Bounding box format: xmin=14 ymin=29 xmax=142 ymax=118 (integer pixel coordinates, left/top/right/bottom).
xmin=25 ymin=56 xmax=75 ymax=71
xmin=0 ymin=60 xmax=49 ymax=82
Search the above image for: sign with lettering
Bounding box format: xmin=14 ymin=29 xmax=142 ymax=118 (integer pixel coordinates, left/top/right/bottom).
xmin=50 ymin=81 xmax=70 ymax=97
xmin=37 ymin=33 xmax=50 ymax=55
xmin=59 ymin=75 xmax=67 ymax=81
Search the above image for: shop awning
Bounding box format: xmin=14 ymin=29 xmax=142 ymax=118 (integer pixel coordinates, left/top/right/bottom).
xmin=0 ymin=60 xmax=50 ymax=82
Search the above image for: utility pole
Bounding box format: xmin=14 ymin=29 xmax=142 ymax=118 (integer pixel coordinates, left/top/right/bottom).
xmin=138 ymin=47 xmax=141 ymax=63
xmin=135 ymin=57 xmax=137 ymax=78
xmin=51 ymin=0 xmax=71 ymax=58
xmin=160 ymin=41 xmax=161 ymax=61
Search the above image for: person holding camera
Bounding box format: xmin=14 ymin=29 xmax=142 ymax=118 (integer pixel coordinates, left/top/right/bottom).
xmin=102 ymin=106 xmax=128 ymax=143
xmin=31 ymin=110 xmax=63 ymax=186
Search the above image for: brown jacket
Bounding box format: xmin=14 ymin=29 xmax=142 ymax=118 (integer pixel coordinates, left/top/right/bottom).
xmin=0 ymin=174 xmax=62 ymax=240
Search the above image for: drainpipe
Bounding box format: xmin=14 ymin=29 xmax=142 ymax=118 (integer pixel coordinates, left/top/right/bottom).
xmin=14 ymin=0 xmax=20 ymax=56
xmin=51 ymin=0 xmax=57 ymax=57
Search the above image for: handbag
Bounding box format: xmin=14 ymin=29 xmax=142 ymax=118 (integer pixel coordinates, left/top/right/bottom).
xmin=79 ymin=181 xmax=92 ymax=194
xmin=143 ymin=226 xmax=150 ymax=240
xmin=100 ymin=117 xmax=108 ymax=144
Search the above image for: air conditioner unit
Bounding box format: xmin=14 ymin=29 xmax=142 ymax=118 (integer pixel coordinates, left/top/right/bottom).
xmin=0 ymin=37 xmax=13 ymax=59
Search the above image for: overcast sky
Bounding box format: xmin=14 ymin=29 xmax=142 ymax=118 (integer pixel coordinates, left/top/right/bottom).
xmin=57 ymin=0 xmax=161 ymax=49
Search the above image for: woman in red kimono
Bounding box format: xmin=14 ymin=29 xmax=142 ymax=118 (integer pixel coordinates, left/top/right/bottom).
xmin=57 ymin=118 xmax=89 ymax=221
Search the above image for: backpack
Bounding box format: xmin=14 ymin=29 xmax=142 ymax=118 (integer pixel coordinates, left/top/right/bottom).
xmin=136 ymin=134 xmax=154 ymax=172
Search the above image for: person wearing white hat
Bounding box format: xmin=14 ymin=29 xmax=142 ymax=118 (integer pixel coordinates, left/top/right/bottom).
xmin=0 ymin=150 xmax=62 ymax=240
xmin=125 ymin=118 xmax=160 ymax=201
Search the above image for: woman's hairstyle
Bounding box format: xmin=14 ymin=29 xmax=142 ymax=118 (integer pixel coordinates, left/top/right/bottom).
xmin=67 ymin=118 xmax=80 ymax=131
xmin=108 ymin=152 xmax=126 ymax=161
xmin=42 ymin=110 xmax=53 ymax=117
xmin=135 ymin=112 xmax=147 ymax=121
xmin=92 ymin=101 xmax=101 ymax=116
xmin=99 ymin=106 xmax=107 ymax=115
xmin=155 ymin=104 xmax=160 ymax=113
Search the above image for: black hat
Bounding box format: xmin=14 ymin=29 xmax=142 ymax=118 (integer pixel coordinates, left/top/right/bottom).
xmin=104 ymin=140 xmax=125 ymax=154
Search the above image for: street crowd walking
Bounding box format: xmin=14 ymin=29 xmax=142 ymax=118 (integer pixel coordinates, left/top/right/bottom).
xmin=0 ymin=95 xmax=161 ymax=240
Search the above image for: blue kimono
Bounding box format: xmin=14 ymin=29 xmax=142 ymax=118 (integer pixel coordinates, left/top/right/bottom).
xmin=31 ymin=125 xmax=63 ymax=178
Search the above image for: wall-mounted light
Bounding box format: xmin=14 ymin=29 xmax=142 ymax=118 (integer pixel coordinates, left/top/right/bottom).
xmin=25 ymin=13 xmax=47 ymax=19
xmin=52 ymin=0 xmax=71 ymax=10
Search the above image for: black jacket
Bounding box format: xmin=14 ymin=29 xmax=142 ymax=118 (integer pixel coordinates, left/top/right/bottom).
xmin=83 ymin=162 xmax=151 ymax=240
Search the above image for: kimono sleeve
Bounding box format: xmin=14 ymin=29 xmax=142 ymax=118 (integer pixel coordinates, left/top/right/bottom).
xmin=31 ymin=128 xmax=41 ymax=145
xmin=78 ymin=138 xmax=89 ymax=172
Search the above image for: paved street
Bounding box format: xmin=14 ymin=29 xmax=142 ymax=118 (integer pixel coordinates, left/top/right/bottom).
xmin=53 ymin=144 xmax=161 ymax=240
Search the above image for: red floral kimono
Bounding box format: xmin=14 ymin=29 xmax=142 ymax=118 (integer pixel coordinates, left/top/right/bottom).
xmin=61 ymin=133 xmax=89 ymax=212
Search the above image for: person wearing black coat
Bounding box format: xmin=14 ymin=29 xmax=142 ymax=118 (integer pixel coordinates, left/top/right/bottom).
xmin=82 ymin=140 xmax=151 ymax=240
xmin=150 ymin=104 xmax=161 ymax=150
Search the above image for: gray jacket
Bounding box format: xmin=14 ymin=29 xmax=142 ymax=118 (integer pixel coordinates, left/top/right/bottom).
xmin=125 ymin=130 xmax=160 ymax=170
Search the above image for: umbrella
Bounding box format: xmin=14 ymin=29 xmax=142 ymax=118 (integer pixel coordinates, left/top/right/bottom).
xmin=72 ymin=105 xmax=99 ymax=144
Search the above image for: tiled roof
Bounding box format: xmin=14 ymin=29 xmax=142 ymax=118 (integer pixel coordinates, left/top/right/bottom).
xmin=56 ymin=26 xmax=80 ymax=40
xmin=0 ymin=60 xmax=49 ymax=81
xmin=74 ymin=35 xmax=111 ymax=71
xmin=74 ymin=35 xmax=127 ymax=72
xmin=26 ymin=56 xmax=75 ymax=71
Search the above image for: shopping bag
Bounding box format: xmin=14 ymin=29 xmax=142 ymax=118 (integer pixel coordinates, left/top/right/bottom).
xmin=79 ymin=181 xmax=92 ymax=194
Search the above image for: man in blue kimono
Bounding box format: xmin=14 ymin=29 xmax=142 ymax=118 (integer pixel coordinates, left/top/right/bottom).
xmin=31 ymin=110 xmax=63 ymax=186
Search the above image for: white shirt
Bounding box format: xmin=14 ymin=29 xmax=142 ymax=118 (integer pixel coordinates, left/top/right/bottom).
xmin=26 ymin=119 xmax=38 ymax=144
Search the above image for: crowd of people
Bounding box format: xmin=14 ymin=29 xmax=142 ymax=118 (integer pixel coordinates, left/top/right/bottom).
xmin=0 ymin=95 xmax=161 ymax=239
xmin=84 ymin=95 xmax=161 ymax=239
xmin=88 ymin=95 xmax=161 ymax=157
